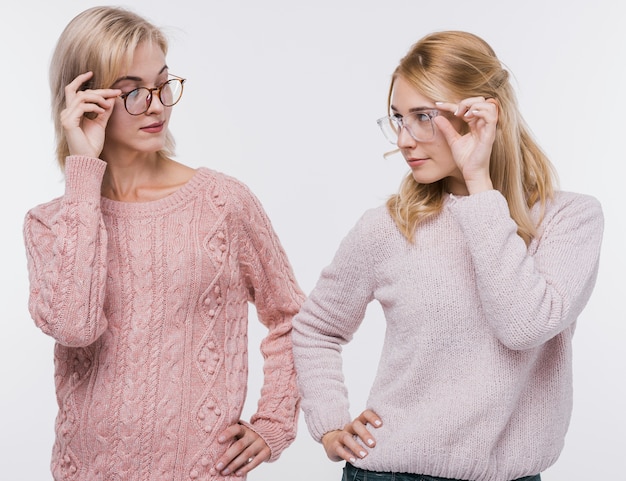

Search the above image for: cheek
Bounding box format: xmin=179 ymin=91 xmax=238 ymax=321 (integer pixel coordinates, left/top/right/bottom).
xmin=106 ymin=105 xmax=131 ymax=133
xmin=432 ymin=133 xmax=453 ymax=155
xmin=429 ymin=136 xmax=458 ymax=169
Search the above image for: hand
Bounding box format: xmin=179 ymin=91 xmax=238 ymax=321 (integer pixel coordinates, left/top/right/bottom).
xmin=321 ymin=409 xmax=382 ymax=464
xmin=60 ymin=71 xmax=121 ymax=159
xmin=209 ymin=423 xmax=271 ymax=477
xmin=434 ymin=97 xmax=499 ymax=194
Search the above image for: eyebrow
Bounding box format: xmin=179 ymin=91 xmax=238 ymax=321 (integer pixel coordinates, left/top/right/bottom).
xmin=112 ymin=65 xmax=169 ymax=85
xmin=390 ymin=105 xmax=436 ymax=114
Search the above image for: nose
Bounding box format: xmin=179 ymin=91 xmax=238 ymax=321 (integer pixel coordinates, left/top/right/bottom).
xmin=145 ymin=89 xmax=165 ymax=114
xmin=396 ymin=124 xmax=416 ymax=148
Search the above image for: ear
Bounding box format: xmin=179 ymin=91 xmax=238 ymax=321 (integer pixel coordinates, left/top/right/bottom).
xmin=487 ymin=98 xmax=500 ymax=116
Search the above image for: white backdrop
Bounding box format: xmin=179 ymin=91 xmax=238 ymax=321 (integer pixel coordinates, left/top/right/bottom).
xmin=1 ymin=1 xmax=624 ymax=480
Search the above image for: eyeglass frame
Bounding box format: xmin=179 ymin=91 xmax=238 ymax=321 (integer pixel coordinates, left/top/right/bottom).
xmin=119 ymin=75 xmax=186 ymax=116
xmin=376 ymin=108 xmax=440 ymax=144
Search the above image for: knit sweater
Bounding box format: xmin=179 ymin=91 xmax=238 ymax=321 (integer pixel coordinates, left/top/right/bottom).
xmin=292 ymin=190 xmax=603 ymax=481
xmin=24 ymin=156 xmax=305 ymax=481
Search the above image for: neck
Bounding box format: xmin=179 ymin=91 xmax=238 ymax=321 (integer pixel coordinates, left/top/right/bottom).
xmin=101 ymin=153 xmax=164 ymax=202
xmin=100 ymin=154 xmax=196 ymax=203
xmin=444 ymin=177 xmax=470 ymax=196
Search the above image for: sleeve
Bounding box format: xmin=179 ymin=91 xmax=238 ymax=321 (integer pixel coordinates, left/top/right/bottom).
xmin=23 ymin=156 xmax=109 ymax=347
xmin=448 ymin=190 xmax=604 ymax=350
xmin=230 ymin=180 xmax=306 ymax=461
xmin=291 ymin=212 xmax=376 ymax=442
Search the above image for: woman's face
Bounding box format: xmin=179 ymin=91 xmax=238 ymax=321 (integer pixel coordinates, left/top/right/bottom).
xmin=391 ymin=75 xmax=468 ymax=195
xmin=102 ymin=41 xmax=172 ymax=162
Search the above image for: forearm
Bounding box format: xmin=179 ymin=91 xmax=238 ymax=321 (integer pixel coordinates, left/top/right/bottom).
xmin=292 ymin=302 xmax=353 ymax=442
xmin=449 ymin=190 xmax=603 ymax=349
xmin=24 ymin=156 xmax=109 ymax=346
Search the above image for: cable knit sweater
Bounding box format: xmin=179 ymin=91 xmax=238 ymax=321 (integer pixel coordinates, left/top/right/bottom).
xmin=292 ymin=190 xmax=603 ymax=481
xmin=24 ymin=156 xmax=305 ymax=481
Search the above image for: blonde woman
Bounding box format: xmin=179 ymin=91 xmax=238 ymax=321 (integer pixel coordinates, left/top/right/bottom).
xmin=292 ymin=31 xmax=603 ymax=481
xmin=24 ymin=6 xmax=303 ymax=480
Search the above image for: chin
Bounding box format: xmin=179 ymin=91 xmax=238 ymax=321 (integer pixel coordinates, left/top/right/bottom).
xmin=411 ymin=172 xmax=443 ymax=185
xmin=138 ymin=140 xmax=167 ymax=153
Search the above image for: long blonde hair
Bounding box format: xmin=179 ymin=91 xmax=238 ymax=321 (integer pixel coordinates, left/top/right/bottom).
xmin=386 ymin=31 xmax=557 ymax=244
xmin=49 ymin=6 xmax=175 ymax=169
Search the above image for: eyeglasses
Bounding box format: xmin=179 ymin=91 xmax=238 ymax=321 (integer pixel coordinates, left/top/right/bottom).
xmin=376 ymin=109 xmax=440 ymax=144
xmin=119 ymin=76 xmax=186 ymax=115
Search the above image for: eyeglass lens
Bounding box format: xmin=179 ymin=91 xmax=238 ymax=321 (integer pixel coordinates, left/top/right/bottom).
xmin=124 ymin=78 xmax=184 ymax=115
xmin=378 ymin=111 xmax=436 ymax=144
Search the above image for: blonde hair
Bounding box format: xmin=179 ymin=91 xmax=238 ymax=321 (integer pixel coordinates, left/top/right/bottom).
xmin=386 ymin=31 xmax=557 ymax=244
xmin=49 ymin=6 xmax=175 ymax=169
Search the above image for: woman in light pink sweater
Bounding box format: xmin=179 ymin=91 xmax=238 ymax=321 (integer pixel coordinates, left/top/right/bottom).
xmin=23 ymin=7 xmax=304 ymax=481
xmin=292 ymin=31 xmax=603 ymax=481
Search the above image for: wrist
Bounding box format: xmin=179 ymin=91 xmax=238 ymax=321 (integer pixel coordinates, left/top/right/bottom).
xmin=465 ymin=177 xmax=493 ymax=195
xmin=321 ymin=429 xmax=341 ymax=445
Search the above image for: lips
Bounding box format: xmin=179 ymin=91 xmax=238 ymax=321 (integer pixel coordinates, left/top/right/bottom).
xmin=141 ymin=121 xmax=165 ymax=133
xmin=406 ymin=157 xmax=428 ymax=167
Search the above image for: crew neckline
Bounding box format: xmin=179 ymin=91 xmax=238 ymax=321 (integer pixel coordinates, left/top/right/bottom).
xmin=100 ymin=167 xmax=211 ymax=217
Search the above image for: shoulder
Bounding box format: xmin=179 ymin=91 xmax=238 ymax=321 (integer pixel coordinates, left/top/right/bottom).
xmin=350 ymin=205 xmax=396 ymax=237
xmin=198 ymin=167 xmax=254 ymax=197
xmin=25 ymin=196 xmax=64 ymax=224
xmin=194 ymin=168 xmax=260 ymax=207
xmin=541 ymin=190 xmax=603 ymax=222
xmin=336 ymin=204 xmax=402 ymax=260
xmin=534 ymin=190 xmax=604 ymax=241
xmin=550 ymin=190 xmax=601 ymax=209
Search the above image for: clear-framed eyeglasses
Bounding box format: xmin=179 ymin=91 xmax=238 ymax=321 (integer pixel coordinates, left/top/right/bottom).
xmin=376 ymin=109 xmax=440 ymax=144
xmin=119 ymin=75 xmax=186 ymax=115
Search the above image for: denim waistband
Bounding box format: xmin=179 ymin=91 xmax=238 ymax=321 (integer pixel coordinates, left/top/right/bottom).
xmin=342 ymin=463 xmax=541 ymax=481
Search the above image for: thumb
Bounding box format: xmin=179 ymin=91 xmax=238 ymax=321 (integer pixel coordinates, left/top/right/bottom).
xmin=433 ymin=115 xmax=460 ymax=146
xmin=97 ymin=98 xmax=118 ymax=125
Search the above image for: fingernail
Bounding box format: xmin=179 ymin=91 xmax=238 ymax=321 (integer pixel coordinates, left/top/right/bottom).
xmin=374 ymin=420 xmax=382 ymax=427
xmin=359 ymin=450 xmax=367 ymax=457
xmin=367 ymin=439 xmax=374 ymax=446
xmin=435 ymin=101 xmax=443 ymax=105
xmin=349 ymin=457 xmax=356 ymax=463
xmin=222 ymin=468 xmax=230 ymax=475
xmin=216 ymin=462 xmax=224 ymax=470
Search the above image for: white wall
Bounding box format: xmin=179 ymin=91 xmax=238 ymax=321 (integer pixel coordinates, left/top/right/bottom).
xmin=1 ymin=1 xmax=623 ymax=480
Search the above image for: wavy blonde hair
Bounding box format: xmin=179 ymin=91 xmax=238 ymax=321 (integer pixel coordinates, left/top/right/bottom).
xmin=386 ymin=31 xmax=557 ymax=244
xmin=49 ymin=6 xmax=175 ymax=170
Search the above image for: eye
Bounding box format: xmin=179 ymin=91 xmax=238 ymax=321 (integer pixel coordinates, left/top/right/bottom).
xmin=413 ymin=111 xmax=432 ymax=122
xmin=123 ymin=87 xmax=142 ymax=101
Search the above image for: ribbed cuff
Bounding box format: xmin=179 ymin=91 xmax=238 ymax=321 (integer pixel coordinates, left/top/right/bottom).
xmin=240 ymin=418 xmax=293 ymax=462
xmin=447 ymin=190 xmax=510 ymax=230
xmin=64 ymin=156 xmax=106 ymax=202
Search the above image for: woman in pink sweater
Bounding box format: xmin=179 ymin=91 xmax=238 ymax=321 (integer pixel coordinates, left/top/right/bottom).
xmin=23 ymin=6 xmax=304 ymax=481
xmin=292 ymin=31 xmax=603 ymax=481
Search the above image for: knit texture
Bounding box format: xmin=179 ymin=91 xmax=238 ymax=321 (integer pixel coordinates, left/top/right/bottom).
xmin=24 ymin=156 xmax=305 ymax=481
xmin=292 ymin=190 xmax=603 ymax=481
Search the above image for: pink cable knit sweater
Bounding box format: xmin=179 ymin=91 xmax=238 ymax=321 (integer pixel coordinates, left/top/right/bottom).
xmin=24 ymin=156 xmax=304 ymax=481
xmin=292 ymin=190 xmax=603 ymax=481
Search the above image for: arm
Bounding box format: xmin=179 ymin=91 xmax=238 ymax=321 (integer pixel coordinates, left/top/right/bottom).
xmin=292 ymin=213 xmax=376 ymax=442
xmin=449 ymin=190 xmax=603 ymax=350
xmin=23 ymin=156 xmax=109 ymax=347
xmin=239 ymin=184 xmax=305 ymax=459
xmin=212 ymin=180 xmax=305 ymax=476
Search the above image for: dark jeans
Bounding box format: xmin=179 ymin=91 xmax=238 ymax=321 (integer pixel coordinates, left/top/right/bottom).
xmin=342 ymin=463 xmax=541 ymax=481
